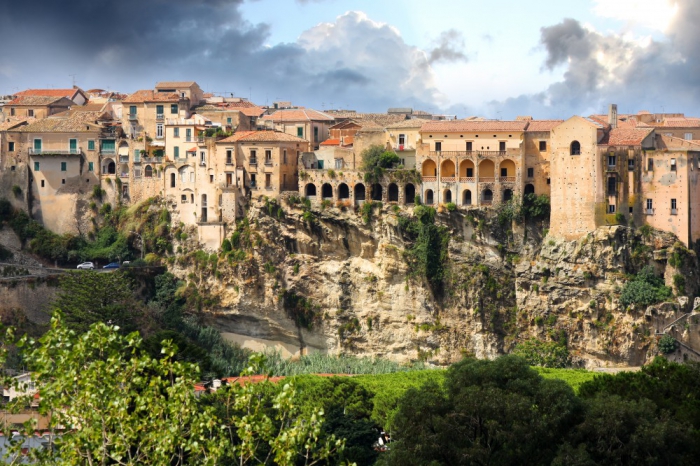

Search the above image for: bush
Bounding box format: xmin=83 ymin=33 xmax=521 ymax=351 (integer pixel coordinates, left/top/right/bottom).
xmin=513 ymin=338 xmax=570 ymax=368
xmin=221 ymin=239 xmax=232 ymax=253
xmin=414 ymin=194 xmax=421 ymax=205
xmin=658 ymin=334 xmax=677 ymax=354
xmin=445 ymin=202 xmax=456 ymax=212
xmin=615 ymin=212 xmax=625 ymax=224
xmin=11 ymin=185 xmax=22 ymax=197
xmin=620 ymin=266 xmax=672 ymax=306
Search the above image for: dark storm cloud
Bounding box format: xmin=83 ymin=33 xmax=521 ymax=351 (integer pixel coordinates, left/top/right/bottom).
xmin=0 ymin=2 xmax=441 ymax=111
xmin=490 ymin=0 xmax=700 ymax=118
xmin=428 ymin=30 xmax=468 ymax=64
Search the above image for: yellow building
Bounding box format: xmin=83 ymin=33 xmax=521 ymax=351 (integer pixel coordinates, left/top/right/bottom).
xmin=261 ymin=109 xmax=334 ymax=150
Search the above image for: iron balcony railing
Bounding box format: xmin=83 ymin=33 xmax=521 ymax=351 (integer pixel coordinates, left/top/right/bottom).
xmin=29 ymin=148 xmax=81 ymax=155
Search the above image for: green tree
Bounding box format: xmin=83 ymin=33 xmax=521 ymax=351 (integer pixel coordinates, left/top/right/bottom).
xmin=513 ymin=337 xmax=570 ymax=368
xmin=620 ymin=266 xmax=672 ymax=306
xmin=361 ymin=145 xmax=400 ymax=197
xmin=52 ymin=270 xmax=142 ymax=334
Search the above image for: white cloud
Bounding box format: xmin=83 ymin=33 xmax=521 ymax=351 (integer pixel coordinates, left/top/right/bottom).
xmin=592 ymin=0 xmax=679 ymax=32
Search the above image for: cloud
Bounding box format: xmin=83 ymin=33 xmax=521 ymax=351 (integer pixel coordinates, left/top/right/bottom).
xmin=488 ymin=0 xmax=700 ymax=118
xmin=427 ymin=29 xmax=468 ymax=64
xmin=0 ymin=3 xmax=443 ymax=111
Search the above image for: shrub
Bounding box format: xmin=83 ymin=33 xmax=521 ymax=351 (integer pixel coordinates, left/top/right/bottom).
xmin=11 ymin=185 xmax=22 ymax=197
xmin=445 ymin=202 xmax=456 ymax=212
xmin=658 ymin=334 xmax=677 ymax=354
xmin=512 ymin=338 xmax=570 ymax=368
xmin=673 ymin=274 xmax=686 ymax=294
xmin=615 ymin=212 xmax=625 ymax=224
xmin=620 ymin=266 xmax=672 ymax=306
xmin=414 ymin=194 xmax=421 ymax=205
xmin=327 ymin=169 xmax=336 ymax=178
xmin=221 ymin=239 xmax=232 ymax=253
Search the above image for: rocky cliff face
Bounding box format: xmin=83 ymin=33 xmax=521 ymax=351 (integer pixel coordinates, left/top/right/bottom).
xmin=167 ymin=198 xmax=700 ymax=368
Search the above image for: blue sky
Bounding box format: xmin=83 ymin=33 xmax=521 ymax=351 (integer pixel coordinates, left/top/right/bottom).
xmin=0 ymin=0 xmax=693 ymax=119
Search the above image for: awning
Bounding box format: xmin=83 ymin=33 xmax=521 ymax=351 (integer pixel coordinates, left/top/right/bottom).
xmin=187 ymin=147 xmax=197 ymax=152
xmin=149 ymin=140 xmax=165 ymax=147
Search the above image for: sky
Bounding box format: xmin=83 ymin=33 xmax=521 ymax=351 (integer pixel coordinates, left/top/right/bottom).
xmin=0 ymin=0 xmax=695 ymax=119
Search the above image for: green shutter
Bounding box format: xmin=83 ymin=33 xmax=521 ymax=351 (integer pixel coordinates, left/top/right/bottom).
xmin=171 ymin=104 xmax=178 ymax=114
xmin=101 ymin=140 xmax=115 ymax=151
xmin=61 ymin=162 xmax=66 ymax=171
xmin=34 ymin=162 xmax=40 ymax=171
xmin=88 ymin=162 xmax=94 ymax=172
xmin=156 ymin=105 xmax=164 ymax=115
xmin=174 ymin=128 xmax=179 ymax=137
xmin=88 ymin=140 xmax=95 ymax=151
xmin=33 ymin=139 xmax=42 ymax=151
xmin=297 ymin=127 xmax=303 ymax=138
xmin=134 ymin=149 xmax=140 ymax=162
xmin=174 ymin=146 xmax=180 ymax=159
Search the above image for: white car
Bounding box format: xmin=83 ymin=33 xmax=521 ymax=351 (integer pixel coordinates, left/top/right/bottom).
xmin=76 ymin=262 xmax=95 ymax=270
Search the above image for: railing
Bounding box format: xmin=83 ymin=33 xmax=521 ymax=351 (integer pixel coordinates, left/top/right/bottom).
xmin=29 ymin=149 xmax=81 ymax=155
xmin=479 ymin=177 xmax=495 ymax=182
xmin=459 ymin=177 xmax=475 ymax=183
xmin=141 ymin=157 xmax=163 ymax=163
xmin=481 ymin=200 xmax=493 ymax=205
xmin=646 ymin=208 xmax=654 ymax=215
xmin=422 ymin=176 xmax=437 ymax=182
xmin=440 ymin=176 xmax=456 ymax=182
xmin=119 ymin=156 xmax=129 ymax=163
xmin=478 ymin=151 xmax=507 ymax=156
xmin=156 ymin=114 xmax=164 ymax=120
xmin=120 ymin=172 xmax=129 ymax=178
xmin=128 ymin=114 xmax=138 ymax=120
xmin=429 ymin=151 xmax=472 ymax=157
xmin=185 ymin=137 xmax=193 ymax=142
xmin=265 ymin=159 xmax=273 ymax=166
xmin=428 ymin=150 xmax=509 ymax=157
xmin=249 ymin=159 xmax=258 ymax=166
xmin=219 ymin=182 xmax=236 ymax=190
xmin=133 ymin=157 xmax=141 ymax=164
xmin=393 ymin=144 xmax=415 ymax=151
xmin=101 ymin=149 xmax=116 ymax=155
xmin=501 ymin=176 xmax=516 ymax=182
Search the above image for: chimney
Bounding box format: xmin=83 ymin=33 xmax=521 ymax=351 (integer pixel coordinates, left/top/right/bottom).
xmin=608 ymin=104 xmax=618 ymax=129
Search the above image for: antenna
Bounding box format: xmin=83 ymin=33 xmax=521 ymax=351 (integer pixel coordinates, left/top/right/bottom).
xmin=69 ymin=74 xmax=77 ymax=87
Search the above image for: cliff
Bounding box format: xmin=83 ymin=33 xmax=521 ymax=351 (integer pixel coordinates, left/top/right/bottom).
xmin=170 ymin=197 xmax=700 ymax=369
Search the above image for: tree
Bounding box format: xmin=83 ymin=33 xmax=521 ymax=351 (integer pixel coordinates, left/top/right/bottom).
xmin=52 ymin=270 xmax=141 ymax=334
xmin=512 ymin=337 xmax=570 ymax=368
xmin=360 ymin=145 xmax=400 ymax=196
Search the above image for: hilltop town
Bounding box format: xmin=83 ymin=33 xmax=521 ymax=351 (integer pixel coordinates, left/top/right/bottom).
xmin=2 ymin=81 xmax=699 ymax=250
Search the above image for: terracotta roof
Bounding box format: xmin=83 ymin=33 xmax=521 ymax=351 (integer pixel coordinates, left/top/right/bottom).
xmin=238 ymin=107 xmax=265 ymax=117
xmin=155 ymin=81 xmax=197 ymax=88
xmin=219 ymin=130 xmax=308 ymax=143
xmin=656 ymin=134 xmax=700 ymax=150
xmin=262 ymin=108 xmax=335 ymax=122
xmin=601 ymin=127 xmax=653 ymax=146
xmin=13 ymin=112 xmax=106 ymax=133
xmin=320 ymin=138 xmax=341 ymax=146
xmin=0 ymin=117 xmax=34 ymax=131
xmin=385 ymin=119 xmax=425 ymax=129
xmin=588 ymin=114 xmax=640 ymax=129
xmin=525 ymin=120 xmax=564 ymax=132
xmin=421 ymin=120 xmax=528 ymax=132
xmin=663 ymin=117 xmax=700 ymax=128
xmin=16 ymin=89 xmax=79 ymax=99
xmin=7 ymin=95 xmax=69 ymax=106
xmin=122 ymin=90 xmax=180 ymax=103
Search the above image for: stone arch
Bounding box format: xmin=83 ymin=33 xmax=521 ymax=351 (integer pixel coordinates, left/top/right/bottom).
xmin=570 ymin=140 xmax=581 ymax=155
xmin=482 ymin=188 xmax=493 ymax=204
xmin=322 ymin=183 xmax=333 ymax=199
xmin=499 ymin=159 xmax=516 ymax=178
xmin=404 ymin=183 xmax=416 ymax=204
xmin=443 ymin=188 xmax=452 ymax=203
xmin=144 ymin=165 xmax=153 ymax=178
xmin=103 ymin=158 xmax=116 ymax=174
xmin=479 ymin=159 xmax=495 ymax=179
xmin=460 ymin=159 xmax=475 ymax=178
xmin=425 ymin=189 xmax=434 ymax=205
xmin=503 ymin=188 xmax=513 ymax=202
xmin=305 ymin=183 xmax=317 ymax=197
xmin=440 ymin=159 xmax=455 ymax=178
xmin=354 ymin=183 xmax=366 ymax=201
xmin=371 ymin=183 xmax=383 ymax=201
xmin=463 ymin=189 xmax=472 ymax=206
xmin=388 ymin=183 xmax=399 ymax=202
xmin=338 ymin=183 xmax=349 ymax=199
xmin=422 ymin=159 xmax=437 ymax=177
xmin=524 ymin=183 xmax=535 ymax=195
xmin=170 ymin=172 xmax=176 ymax=188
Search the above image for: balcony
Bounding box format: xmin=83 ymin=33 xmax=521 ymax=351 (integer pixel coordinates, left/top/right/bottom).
xmin=422 ymin=176 xmax=437 ymax=182
xmin=29 ymin=148 xmax=81 ymax=156
xmin=500 ymin=176 xmax=516 ymax=182
xmin=646 ymin=208 xmax=654 ymax=215
xmin=156 ymin=114 xmax=164 ymax=120
xmin=249 ymin=159 xmax=258 ymax=166
xmin=101 ymin=149 xmax=117 ymax=155
xmin=119 ymin=172 xmax=129 ymax=179
xmin=128 ymin=113 xmax=138 ymax=121
xmin=219 ymin=182 xmax=236 ymax=190
xmin=428 ymin=150 xmax=510 ymax=158
xmin=119 ymin=156 xmax=129 ymax=163
xmin=393 ymin=144 xmax=415 ymax=151
xmin=479 ymin=177 xmax=495 ymax=183
xmin=265 ymin=159 xmax=273 ymax=166
xmin=440 ymin=176 xmax=456 ymax=183
xmin=459 ymin=177 xmax=475 ymax=183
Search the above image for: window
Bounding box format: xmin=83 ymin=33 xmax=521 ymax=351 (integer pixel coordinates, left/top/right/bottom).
xmin=314 ymin=127 xmax=319 ymax=143
xmin=156 ymin=124 xmax=163 ymax=139
xmin=144 ymin=165 xmax=153 ymax=177
xmin=88 ymin=140 xmax=95 ymax=151
xmin=40 ymin=179 xmax=45 ymax=187
xmin=265 ymin=150 xmax=272 ymax=165
xmin=297 ymin=127 xmax=303 ymax=138
xmin=170 ymin=104 xmax=178 ymax=114
xmin=335 ymin=158 xmax=343 ymax=169
xmin=226 ymin=150 xmax=232 ymax=165
xmin=570 ymin=140 xmax=581 ymax=155
xmin=607 ymin=176 xmax=616 ymax=195
xmin=646 ymin=198 xmax=653 ymax=214
xmin=671 ymin=158 xmax=677 ymax=171
xmin=191 ymin=193 xmax=194 ymax=203
xmin=61 ymin=162 xmax=67 ymax=172
xmin=608 ymin=205 xmax=616 ymax=213
xmin=466 ymin=141 xmax=473 ymax=151
xmin=250 ymin=174 xmax=256 ymax=187
xmin=500 ymin=167 xmax=508 ymax=177
xmin=33 ymin=139 xmax=42 ymax=153
xmin=629 ymin=206 xmax=633 ymax=213
xmin=61 ymin=179 xmax=65 ymax=185
xmin=174 ymin=146 xmax=180 ymax=159
xmin=28 ymin=109 xmax=34 ymax=117
xmin=10 ymin=108 xmax=15 ymax=116
xmin=539 ymin=140 xmax=547 ymax=151
xmin=527 ymin=168 xmax=534 ymax=178
xmin=547 ymin=178 xmax=551 ymax=185
xmin=250 ymin=150 xmax=257 ymax=164
xmin=200 ymin=152 xmax=206 ymax=165
xmin=466 ymin=168 xmax=474 ymax=177
xmin=181 ymin=195 xmax=187 ymax=203
xmin=671 ymin=198 xmax=677 ymax=214
xmin=174 ymin=128 xmax=180 ymax=138
xmin=10 ymin=166 xmax=15 ymax=171
xmin=435 ymin=141 xmax=442 ymax=152
xmin=685 ymin=133 xmax=693 ymax=140
xmin=398 ymin=134 xmax=406 ymax=146
xmin=186 ymin=128 xmax=192 ymax=141
xmin=134 ymin=149 xmax=141 ymax=162
xmin=156 ymin=105 xmax=164 ymax=117
xmin=210 ymin=175 xmax=214 ymax=183
xmin=283 ymin=149 xmax=287 ymax=164
xmin=227 ymin=117 xmax=232 ymax=124
xmin=608 ymin=155 xmax=616 ymax=167
xmin=170 ymin=173 xmax=176 ymax=188
xmin=628 ymin=158 xmax=634 ymax=170
xmin=129 ymin=105 xmax=137 ymax=116
xmin=88 ymin=162 xmax=94 ymax=172
xmin=317 ymin=160 xmax=324 ymax=169
xmin=8 ymin=142 xmax=14 ymax=152
xmin=499 ymin=141 xmax=506 ymax=151
xmin=34 ymin=162 xmax=40 ymax=171
xmin=265 ymin=174 xmax=271 ymax=188
xmin=647 ymin=158 xmax=654 ymax=171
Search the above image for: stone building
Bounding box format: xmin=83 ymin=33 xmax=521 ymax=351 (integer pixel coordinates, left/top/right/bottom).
xmin=3 ymin=96 xmax=74 ymax=120
xmin=261 ymin=109 xmax=334 ymax=150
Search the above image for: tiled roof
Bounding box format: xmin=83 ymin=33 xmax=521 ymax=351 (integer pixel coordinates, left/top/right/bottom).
xmin=385 ymin=119 xmax=425 ymax=129
xmin=238 ymin=107 xmax=264 ymax=117
xmin=655 ymin=134 xmax=700 ymax=150
xmin=525 ymin=120 xmax=564 ymax=132
xmin=262 ymin=109 xmax=335 ymax=122
xmin=13 ymin=112 xmax=106 ymax=133
xmin=7 ymin=95 xmax=68 ymax=106
xmin=16 ymin=89 xmax=78 ymax=99
xmin=601 ymin=128 xmax=653 ymax=146
xmin=663 ymin=117 xmax=700 ymax=128
xmin=155 ymin=81 xmax=197 ymax=88
xmin=122 ymin=90 xmax=180 ymax=103
xmin=0 ymin=117 xmax=34 ymax=131
xmin=218 ymin=130 xmax=309 ymax=143
xmin=588 ymin=114 xmax=640 ymax=129
xmin=320 ymin=138 xmax=341 ymax=146
xmin=421 ymin=120 xmax=529 ymax=132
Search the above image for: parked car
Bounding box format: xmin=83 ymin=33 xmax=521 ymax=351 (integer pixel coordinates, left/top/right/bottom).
xmin=76 ymin=262 xmax=94 ymax=270
xmin=103 ymin=262 xmax=120 ymax=269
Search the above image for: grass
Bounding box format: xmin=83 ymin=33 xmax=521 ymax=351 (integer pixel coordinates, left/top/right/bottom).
xmin=533 ymin=367 xmax=597 ymax=393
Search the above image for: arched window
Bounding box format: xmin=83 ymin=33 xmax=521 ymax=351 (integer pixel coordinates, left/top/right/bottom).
xmin=524 ymin=184 xmax=535 ymax=195
xmin=388 ymin=183 xmax=399 ymax=202
xmin=338 ymin=183 xmax=350 ymax=199
xmin=570 ymin=140 xmax=581 ymax=155
xmin=405 ymin=184 xmax=416 ymax=204
xmin=305 ymin=183 xmax=317 ymax=197
xmin=443 ymin=189 xmax=452 ymax=203
xmin=425 ymin=189 xmax=434 ymax=205
xmin=463 ymin=189 xmax=472 ymax=206
xmin=144 ymin=165 xmax=153 ymax=178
